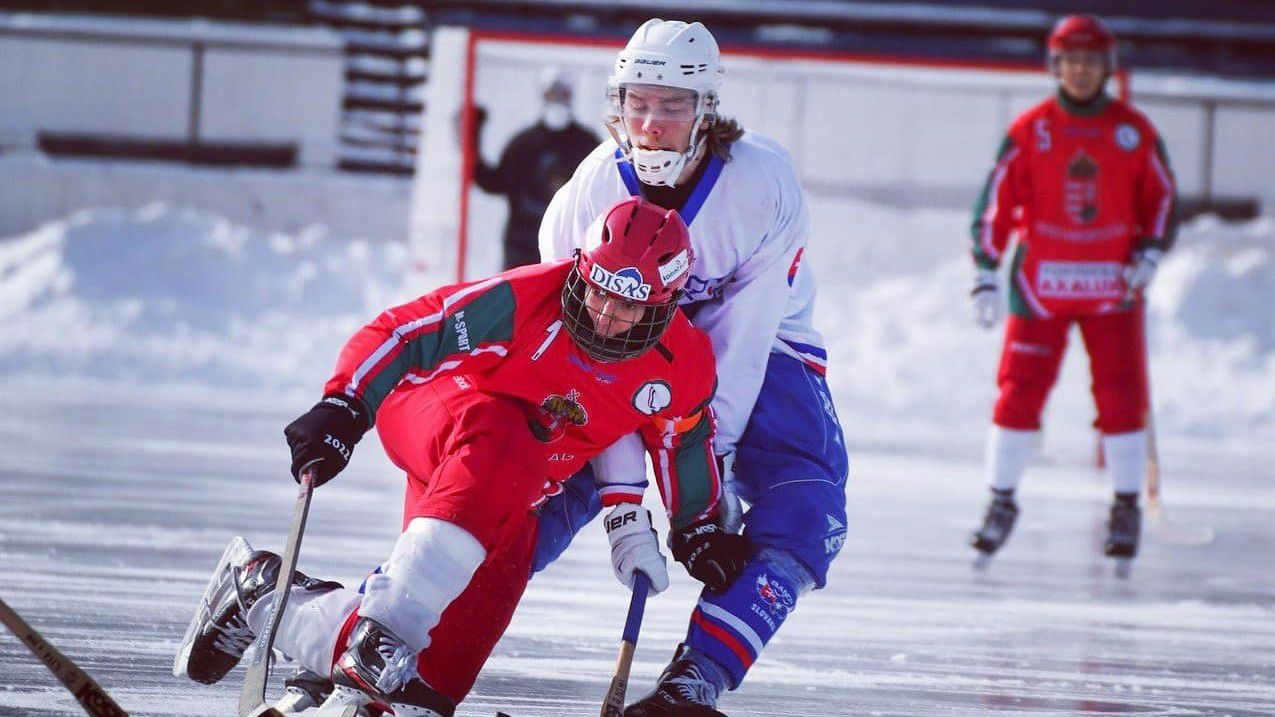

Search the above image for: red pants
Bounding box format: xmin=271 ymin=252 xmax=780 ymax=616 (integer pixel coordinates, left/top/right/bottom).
xmin=993 ymin=308 xmax=1148 ymax=434
xmin=338 ymin=381 xmax=548 ymax=704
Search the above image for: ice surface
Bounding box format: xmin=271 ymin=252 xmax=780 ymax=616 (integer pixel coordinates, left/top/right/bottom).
xmin=0 ymin=201 xmax=1272 ymax=715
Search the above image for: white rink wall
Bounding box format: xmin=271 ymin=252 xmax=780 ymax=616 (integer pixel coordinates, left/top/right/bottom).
xmin=0 ymin=13 xmax=344 ymax=164
xmin=0 ymin=153 xmax=414 ymax=242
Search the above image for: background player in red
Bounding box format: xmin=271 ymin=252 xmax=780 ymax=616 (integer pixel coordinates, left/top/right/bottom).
xmin=967 ymin=15 xmax=1177 ymax=572
xmin=174 ymin=198 xmax=723 ymax=716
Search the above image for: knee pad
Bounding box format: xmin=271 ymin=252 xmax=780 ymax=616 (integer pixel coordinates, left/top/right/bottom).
xmin=741 ymin=481 xmax=847 ymax=588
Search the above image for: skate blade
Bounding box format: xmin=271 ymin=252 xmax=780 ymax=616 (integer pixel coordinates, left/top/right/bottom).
xmin=291 ymin=706 xmax=361 ymax=717
xmin=172 ymin=536 xmax=254 ymax=677
xmin=316 ymin=685 xmax=375 ymax=715
xmin=972 ymin=552 xmax=995 ymax=571
xmin=1113 ymin=557 xmax=1134 ymax=579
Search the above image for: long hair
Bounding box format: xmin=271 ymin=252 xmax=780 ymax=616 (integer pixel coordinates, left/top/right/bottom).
xmin=704 ymin=115 xmax=744 ymax=161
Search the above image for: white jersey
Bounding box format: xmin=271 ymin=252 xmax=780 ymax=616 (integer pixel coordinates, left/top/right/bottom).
xmin=540 ymin=132 xmax=827 ymax=475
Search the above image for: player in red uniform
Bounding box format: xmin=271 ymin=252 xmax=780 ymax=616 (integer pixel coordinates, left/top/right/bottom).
xmin=967 ymin=15 xmax=1177 ymax=572
xmin=174 ymin=198 xmax=722 ymax=716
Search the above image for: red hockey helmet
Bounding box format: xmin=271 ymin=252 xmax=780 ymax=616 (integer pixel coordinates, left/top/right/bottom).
xmin=562 ymin=197 xmax=693 ymax=362
xmin=1048 ymin=14 xmax=1117 ymax=70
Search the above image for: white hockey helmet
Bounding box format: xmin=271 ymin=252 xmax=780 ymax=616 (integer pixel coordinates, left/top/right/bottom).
xmin=612 ymin=19 xmax=723 ymax=96
xmin=607 ymin=19 xmax=725 ymax=187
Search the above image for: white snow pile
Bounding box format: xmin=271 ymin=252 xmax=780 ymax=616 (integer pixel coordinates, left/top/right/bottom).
xmin=0 ymin=201 xmax=1270 ymax=442
xmin=0 ymin=204 xmax=435 ymax=392
xmin=809 ymin=198 xmax=1274 ymax=443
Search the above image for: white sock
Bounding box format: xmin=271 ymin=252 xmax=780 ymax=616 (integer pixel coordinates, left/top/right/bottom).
xmin=246 ymin=585 xmax=362 ymax=676
xmin=986 ymin=425 xmax=1038 ymax=492
xmin=358 ymin=517 xmax=487 ymax=653
xmin=1103 ymin=430 xmax=1148 ymax=496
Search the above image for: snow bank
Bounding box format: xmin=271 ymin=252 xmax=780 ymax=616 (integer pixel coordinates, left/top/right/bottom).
xmin=808 ymin=198 xmax=1274 ymax=444
xmin=0 ymin=201 xmax=1270 ymax=444
xmin=0 ymin=204 xmax=443 ymax=394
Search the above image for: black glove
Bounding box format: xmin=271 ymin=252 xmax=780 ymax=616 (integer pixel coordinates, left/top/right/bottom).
xmin=669 ymin=517 xmax=749 ymax=592
xmin=283 ymin=395 xmax=369 ymax=487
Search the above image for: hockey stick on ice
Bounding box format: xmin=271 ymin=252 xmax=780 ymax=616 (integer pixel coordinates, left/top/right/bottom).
xmin=601 ymin=571 xmax=651 ymax=717
xmin=237 ymin=468 xmax=344 ymax=717
xmin=0 ymin=595 xmax=131 ymax=717
xmin=1143 ymin=413 xmax=1216 ymax=546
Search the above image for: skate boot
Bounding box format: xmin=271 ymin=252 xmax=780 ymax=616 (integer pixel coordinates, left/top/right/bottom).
xmin=173 ymin=536 xmax=342 ymax=685
xmin=624 ymin=644 xmax=727 ymax=717
xmin=276 ymin=668 xmax=332 ymax=713
xmin=1105 ymin=493 xmax=1141 ymax=577
xmin=323 ymin=617 xmax=455 ymax=717
xmin=970 ymin=489 xmax=1019 ymax=568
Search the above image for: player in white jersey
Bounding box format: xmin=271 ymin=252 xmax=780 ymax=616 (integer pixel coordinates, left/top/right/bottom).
xmin=535 ymin=19 xmax=849 ymax=717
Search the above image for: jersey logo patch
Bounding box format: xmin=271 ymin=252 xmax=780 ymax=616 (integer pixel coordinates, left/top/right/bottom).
xmin=1036 ymin=261 xmax=1124 ymax=300
xmin=658 ymin=249 xmax=690 ymax=285
xmin=1115 ymin=123 xmax=1141 ymax=151
xmin=1064 ymin=151 xmax=1100 ymax=225
xmin=755 ymin=573 xmax=795 ymax=617
xmin=530 ymin=389 xmax=589 ymax=443
xmin=589 ymin=264 xmax=650 ymax=301
xmin=632 ymin=381 xmax=672 ymax=416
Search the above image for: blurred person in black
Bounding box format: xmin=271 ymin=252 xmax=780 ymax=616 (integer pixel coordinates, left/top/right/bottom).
xmin=472 ymin=69 xmax=600 ymax=270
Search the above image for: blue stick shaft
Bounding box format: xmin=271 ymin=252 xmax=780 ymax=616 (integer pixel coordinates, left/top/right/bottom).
xmin=622 ymin=572 xmax=650 ymax=645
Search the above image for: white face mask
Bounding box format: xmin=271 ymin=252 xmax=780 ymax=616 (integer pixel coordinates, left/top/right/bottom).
xmin=543 ymin=102 xmax=571 ymax=131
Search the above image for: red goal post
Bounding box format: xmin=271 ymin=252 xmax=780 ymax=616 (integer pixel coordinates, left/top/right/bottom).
xmin=411 ymin=26 xmax=1130 ymax=283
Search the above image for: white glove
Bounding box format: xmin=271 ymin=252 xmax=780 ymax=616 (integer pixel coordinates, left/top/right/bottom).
xmin=971 ymin=268 xmax=1003 ymax=329
xmin=603 ymin=504 xmax=670 ymax=594
xmin=1123 ymin=248 xmax=1164 ymax=295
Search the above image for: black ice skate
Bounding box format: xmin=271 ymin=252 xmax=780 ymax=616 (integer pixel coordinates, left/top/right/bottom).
xmin=624 ymin=644 xmax=727 ymax=717
xmin=971 ymin=489 xmax=1019 ymax=569
xmin=276 ymin=668 xmax=332 ymax=713
xmin=173 ymin=536 xmax=341 ymax=685
xmin=1105 ymin=493 xmax=1142 ymax=578
xmin=324 ymin=617 xmax=455 ymax=717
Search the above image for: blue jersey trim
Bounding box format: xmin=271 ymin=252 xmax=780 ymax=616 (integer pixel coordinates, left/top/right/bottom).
xmin=614 ymin=148 xmax=643 ymax=197
xmin=678 ymin=154 xmax=724 ymax=225
xmin=780 ymin=338 xmax=828 ymax=361
xmin=612 ymin=149 xmax=725 ymax=227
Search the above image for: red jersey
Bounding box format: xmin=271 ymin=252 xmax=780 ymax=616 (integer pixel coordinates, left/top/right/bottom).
xmin=971 ymin=92 xmax=1177 ymax=318
xmin=324 ymin=260 xmax=721 ymax=529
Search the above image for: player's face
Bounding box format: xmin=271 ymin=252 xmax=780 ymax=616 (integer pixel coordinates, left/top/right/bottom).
xmin=1056 ymin=49 xmax=1107 ymax=102
xmin=583 ymin=286 xmax=647 ymax=338
xmin=621 ymin=84 xmax=698 ymax=153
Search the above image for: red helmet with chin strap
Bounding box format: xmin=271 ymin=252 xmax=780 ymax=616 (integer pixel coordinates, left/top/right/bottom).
xmin=1048 ymin=15 xmax=1117 ymax=71
xmin=561 ymin=197 xmax=693 ymax=362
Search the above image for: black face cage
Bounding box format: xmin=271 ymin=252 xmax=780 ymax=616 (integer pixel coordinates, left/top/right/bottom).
xmin=561 ymin=266 xmax=679 ymax=362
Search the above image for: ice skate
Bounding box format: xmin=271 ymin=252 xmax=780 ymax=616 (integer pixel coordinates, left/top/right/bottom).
xmin=970 ymin=490 xmax=1019 ymax=569
xmin=323 ymin=617 xmax=455 ymax=717
xmin=624 ymin=644 xmax=727 ymax=717
xmin=1105 ymin=495 xmax=1141 ymax=578
xmin=173 ymin=536 xmax=341 ymax=685
xmin=276 ymin=668 xmax=332 ymax=713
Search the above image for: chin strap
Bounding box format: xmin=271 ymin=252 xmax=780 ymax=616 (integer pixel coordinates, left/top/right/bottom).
xmin=606 ymin=114 xmax=709 ymax=188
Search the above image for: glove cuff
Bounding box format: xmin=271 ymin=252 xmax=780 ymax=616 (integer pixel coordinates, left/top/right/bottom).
xmin=316 ymin=393 xmax=372 ymax=433
xmin=604 ymin=504 xmax=654 ymax=543
xmin=669 ymin=517 xmax=723 ymax=562
xmin=972 ymin=268 xmax=999 ymax=294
